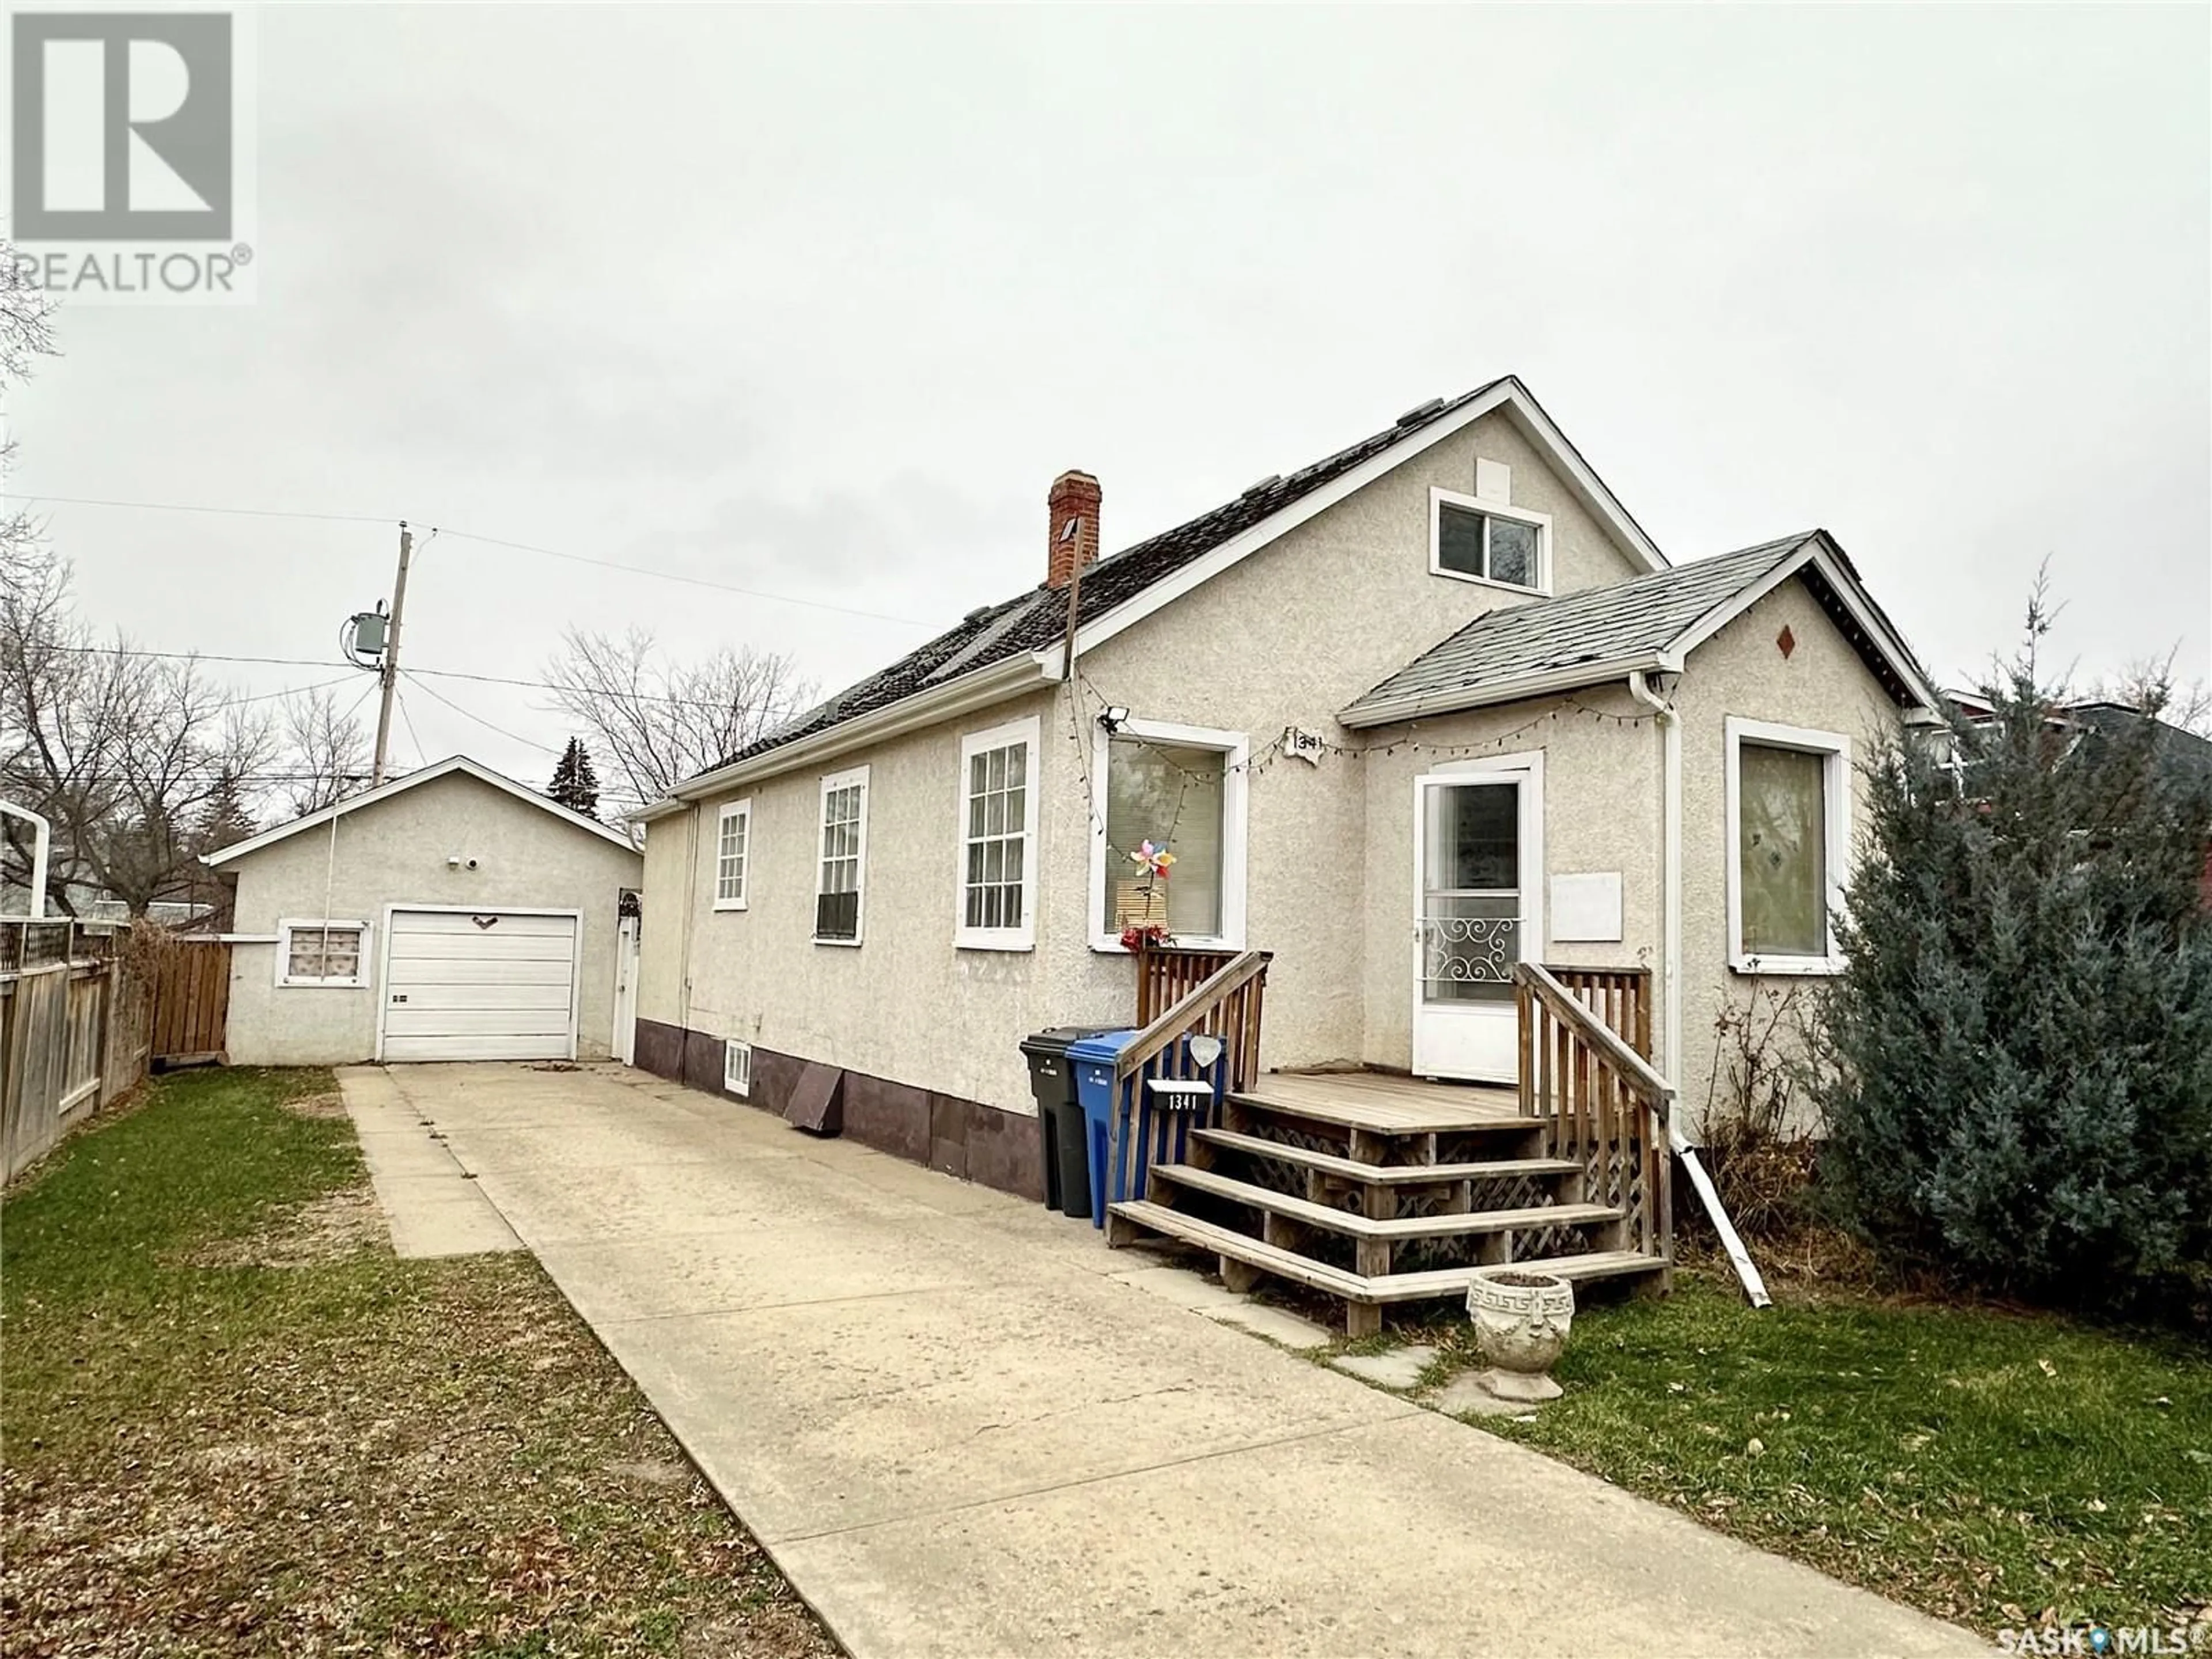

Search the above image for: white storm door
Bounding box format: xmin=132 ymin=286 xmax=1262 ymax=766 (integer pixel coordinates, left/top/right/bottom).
xmin=611 ymin=913 xmax=640 ymax=1065
xmin=1411 ymin=769 xmax=1540 ymax=1082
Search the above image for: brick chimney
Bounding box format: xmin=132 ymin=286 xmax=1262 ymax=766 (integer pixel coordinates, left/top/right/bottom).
xmin=1046 ymin=470 xmax=1101 ymax=590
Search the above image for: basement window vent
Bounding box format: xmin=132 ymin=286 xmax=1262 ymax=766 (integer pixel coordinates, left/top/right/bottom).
xmin=724 ymin=1039 xmax=752 ymax=1098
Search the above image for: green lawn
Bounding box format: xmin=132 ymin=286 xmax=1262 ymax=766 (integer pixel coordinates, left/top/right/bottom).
xmin=0 ymin=1069 xmax=832 ymax=1658
xmin=1449 ymin=1274 xmax=2212 ymax=1638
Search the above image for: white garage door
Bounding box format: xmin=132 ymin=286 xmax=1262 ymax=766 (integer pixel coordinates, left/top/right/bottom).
xmin=381 ymin=908 xmax=578 ymax=1062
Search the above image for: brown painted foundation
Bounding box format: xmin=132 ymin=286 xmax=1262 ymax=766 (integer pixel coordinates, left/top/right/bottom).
xmin=632 ymin=1018 xmax=1046 ymax=1202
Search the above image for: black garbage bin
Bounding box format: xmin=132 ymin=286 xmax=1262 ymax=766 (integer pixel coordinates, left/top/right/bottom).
xmin=1019 ymin=1025 xmax=1119 ymax=1218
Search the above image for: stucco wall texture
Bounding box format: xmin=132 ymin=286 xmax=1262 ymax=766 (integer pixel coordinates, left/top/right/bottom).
xmin=639 ymin=410 xmax=1907 ymax=1138
xmin=225 ymin=772 xmax=642 ymax=1066
xmin=1674 ymin=581 xmax=1902 ymax=1137
xmin=641 ymin=411 xmax=1650 ymax=1118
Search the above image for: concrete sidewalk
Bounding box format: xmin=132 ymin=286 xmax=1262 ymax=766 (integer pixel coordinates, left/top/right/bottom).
xmin=340 ymin=1062 xmax=1985 ymax=1659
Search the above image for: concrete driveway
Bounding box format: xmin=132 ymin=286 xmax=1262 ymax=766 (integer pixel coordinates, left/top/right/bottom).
xmin=339 ymin=1061 xmax=1984 ymax=1659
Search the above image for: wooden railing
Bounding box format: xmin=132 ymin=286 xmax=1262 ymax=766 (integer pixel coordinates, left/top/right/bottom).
xmin=1515 ymin=961 xmax=1672 ymax=1277
xmin=1541 ymin=965 xmax=1652 ymax=1059
xmin=1103 ymin=949 xmax=1271 ymax=1210
xmin=1135 ymin=944 xmax=1238 ymax=1025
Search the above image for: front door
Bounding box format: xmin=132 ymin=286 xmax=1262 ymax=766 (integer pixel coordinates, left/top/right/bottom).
xmin=1411 ymin=766 xmax=1541 ymax=1081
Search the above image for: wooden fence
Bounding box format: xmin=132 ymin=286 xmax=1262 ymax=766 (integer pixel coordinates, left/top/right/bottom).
xmin=1 ymin=921 xmax=151 ymax=1183
xmin=150 ymin=941 xmax=232 ymax=1064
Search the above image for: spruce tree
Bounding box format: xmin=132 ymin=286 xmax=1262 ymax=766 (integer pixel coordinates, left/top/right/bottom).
xmin=1812 ymin=609 xmax=2212 ymax=1311
xmin=548 ymin=737 xmax=600 ymax=817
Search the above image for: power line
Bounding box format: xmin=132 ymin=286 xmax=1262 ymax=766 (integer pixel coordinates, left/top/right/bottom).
xmin=400 ymin=669 xmax=560 ymax=755
xmin=7 ymin=490 xmax=935 ymax=626
xmin=219 ymin=673 xmax=360 ymax=709
xmin=395 ymin=687 xmax=427 ymax=771
xmin=42 ymin=643 xmax=357 ymax=672
xmin=3 ymin=492 xmax=392 ymax=528
xmin=38 ymin=642 xmax=775 ymax=712
xmin=431 ymin=525 xmax=930 ymax=626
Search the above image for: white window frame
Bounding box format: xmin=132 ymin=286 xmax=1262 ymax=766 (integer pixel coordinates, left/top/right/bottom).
xmin=1088 ymin=715 xmax=1249 ymax=953
xmin=814 ymin=764 xmax=870 ymax=946
xmin=1724 ymin=716 xmax=1851 ymax=976
xmin=275 ymin=917 xmax=372 ymax=988
xmin=1428 ymin=486 xmax=1552 ymax=596
xmin=955 ymin=714 xmax=1041 ymax=952
xmin=724 ymin=1037 xmax=752 ymax=1097
xmin=713 ymin=797 xmax=752 ymax=912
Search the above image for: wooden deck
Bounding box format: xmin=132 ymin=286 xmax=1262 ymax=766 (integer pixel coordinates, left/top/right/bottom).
xmin=1233 ymin=1070 xmax=1525 ymax=1134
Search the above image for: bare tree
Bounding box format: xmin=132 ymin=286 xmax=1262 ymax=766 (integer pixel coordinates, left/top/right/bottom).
xmin=278 ymin=683 xmax=373 ymax=816
xmin=2084 ymin=652 xmax=2211 ymax=738
xmin=540 ymin=628 xmax=814 ymax=809
xmin=3 ymin=544 xmax=275 ymax=915
xmin=2 ymin=238 xmax=59 ymax=570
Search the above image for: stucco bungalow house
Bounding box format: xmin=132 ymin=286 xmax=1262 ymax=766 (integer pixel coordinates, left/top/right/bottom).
xmin=204 ymin=755 xmax=642 ymax=1066
xmin=628 ymin=376 xmax=1940 ymax=1319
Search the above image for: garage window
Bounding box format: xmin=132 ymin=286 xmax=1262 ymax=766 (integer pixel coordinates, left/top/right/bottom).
xmin=278 ymin=919 xmax=369 ymax=988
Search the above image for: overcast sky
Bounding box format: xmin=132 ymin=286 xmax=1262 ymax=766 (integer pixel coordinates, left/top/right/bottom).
xmin=12 ymin=4 xmax=2209 ymax=790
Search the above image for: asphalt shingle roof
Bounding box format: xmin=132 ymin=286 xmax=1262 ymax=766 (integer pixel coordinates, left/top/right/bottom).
xmin=1340 ymin=534 xmax=1819 ymax=721
xmin=705 ymin=378 xmax=1513 ymax=775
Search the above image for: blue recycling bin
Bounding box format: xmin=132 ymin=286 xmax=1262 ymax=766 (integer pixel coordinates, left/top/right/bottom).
xmin=1068 ymin=1030 xmax=1231 ymax=1228
xmin=1067 ymin=1029 xmax=1139 ymax=1229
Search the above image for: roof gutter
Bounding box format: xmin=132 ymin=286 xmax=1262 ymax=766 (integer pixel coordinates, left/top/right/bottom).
xmin=1339 ymin=654 xmax=1666 ymax=729
xmin=636 ymin=654 xmax=1048 ymax=820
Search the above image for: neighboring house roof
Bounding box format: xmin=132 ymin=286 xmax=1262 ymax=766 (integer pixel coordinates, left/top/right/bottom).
xmin=2060 ymin=702 xmax=2212 ymax=785
xmin=202 ymin=755 xmax=640 ymax=867
xmin=1340 ymin=529 xmax=1941 ymax=727
xmin=1952 ymin=693 xmax=2212 ymax=786
xmin=641 ymin=376 xmax=1668 ymax=818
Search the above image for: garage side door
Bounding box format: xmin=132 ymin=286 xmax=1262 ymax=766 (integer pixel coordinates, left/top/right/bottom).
xmin=382 ymin=909 xmax=578 ymax=1062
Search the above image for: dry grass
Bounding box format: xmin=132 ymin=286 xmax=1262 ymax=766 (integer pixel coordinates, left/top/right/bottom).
xmin=1 ymin=1067 xmax=839 ymax=1658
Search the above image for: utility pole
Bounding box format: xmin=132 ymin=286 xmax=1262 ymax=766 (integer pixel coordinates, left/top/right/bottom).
xmin=371 ymin=520 xmax=414 ymax=786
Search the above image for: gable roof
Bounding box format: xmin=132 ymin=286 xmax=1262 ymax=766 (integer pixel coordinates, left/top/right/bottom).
xmin=642 ymin=376 xmax=1666 ymax=817
xmin=202 ymin=755 xmax=641 ymax=866
xmin=1340 ymin=529 xmax=1941 ymax=727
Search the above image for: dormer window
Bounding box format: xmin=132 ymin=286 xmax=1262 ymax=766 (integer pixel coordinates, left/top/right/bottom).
xmin=1430 ymin=488 xmax=1551 ymax=594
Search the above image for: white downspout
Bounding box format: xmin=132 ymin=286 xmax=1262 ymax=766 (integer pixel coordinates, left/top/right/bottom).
xmin=1627 ymin=671 xmax=1683 ymax=1089
xmin=1626 ymin=670 xmax=1771 ymax=1309
xmin=1 ymin=800 xmax=52 ymax=919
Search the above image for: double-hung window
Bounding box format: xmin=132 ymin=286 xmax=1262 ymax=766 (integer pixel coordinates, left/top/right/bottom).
xmin=278 ymin=918 xmax=369 ymax=987
xmin=714 ymin=798 xmax=752 ymax=911
xmin=1429 ymin=487 xmax=1550 ymax=594
xmin=1725 ymin=717 xmax=1850 ymax=973
xmin=957 ymin=716 xmax=1040 ymax=949
xmin=1092 ymin=718 xmax=1249 ymax=950
xmin=815 ymin=766 xmax=869 ymax=944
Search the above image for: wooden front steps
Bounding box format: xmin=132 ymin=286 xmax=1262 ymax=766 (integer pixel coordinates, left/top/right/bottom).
xmin=1106 ymin=1202 xmax=1662 ymax=1335
xmin=1149 ymin=1162 xmax=1623 ymax=1245
xmin=1191 ymin=1127 xmax=1581 ymax=1187
xmin=1108 ymin=1068 xmax=1668 ymax=1335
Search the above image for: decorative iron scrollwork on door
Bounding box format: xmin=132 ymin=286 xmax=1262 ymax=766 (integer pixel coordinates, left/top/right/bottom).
xmin=1419 ymin=915 xmax=1518 ymax=987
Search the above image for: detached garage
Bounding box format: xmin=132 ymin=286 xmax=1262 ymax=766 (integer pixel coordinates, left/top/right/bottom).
xmin=205 ymin=756 xmax=643 ymax=1067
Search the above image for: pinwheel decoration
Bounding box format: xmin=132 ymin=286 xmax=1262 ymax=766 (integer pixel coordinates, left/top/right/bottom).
xmin=1128 ymin=839 xmax=1176 ymax=880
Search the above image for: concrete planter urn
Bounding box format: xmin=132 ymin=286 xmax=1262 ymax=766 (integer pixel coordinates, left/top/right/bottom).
xmin=1465 ymin=1267 xmax=1576 ymax=1402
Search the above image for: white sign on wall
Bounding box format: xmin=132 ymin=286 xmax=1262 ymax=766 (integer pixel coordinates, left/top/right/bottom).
xmin=1550 ymin=872 xmax=1623 ymax=943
